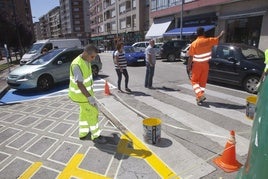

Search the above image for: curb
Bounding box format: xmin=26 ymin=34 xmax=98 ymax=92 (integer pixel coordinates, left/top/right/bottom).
xmin=0 ymin=85 xmax=10 ymax=102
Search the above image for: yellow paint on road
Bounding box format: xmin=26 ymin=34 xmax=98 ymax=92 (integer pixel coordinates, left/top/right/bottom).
xmin=19 ymin=162 xmax=42 ymax=179
xmin=57 ymin=153 xmax=110 ymax=179
xmin=117 ymin=132 xmax=180 ymax=179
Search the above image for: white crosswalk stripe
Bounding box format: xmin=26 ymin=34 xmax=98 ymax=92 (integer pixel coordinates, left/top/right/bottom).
xmin=159 ymin=90 xmax=253 ymax=127
xmin=178 ymin=84 xmax=246 ymax=105
xmin=135 ymin=95 xmax=249 ymax=156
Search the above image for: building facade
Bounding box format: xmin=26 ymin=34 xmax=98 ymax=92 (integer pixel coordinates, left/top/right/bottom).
xmin=38 ymin=7 xmax=61 ymax=40
xmin=60 ymin=0 xmax=90 ymax=45
xmin=33 ymin=22 xmax=41 ymax=40
xmin=148 ymin=0 xmax=268 ymax=51
xmin=0 ymin=0 xmax=34 ymax=48
xmin=89 ymin=0 xmax=150 ymax=50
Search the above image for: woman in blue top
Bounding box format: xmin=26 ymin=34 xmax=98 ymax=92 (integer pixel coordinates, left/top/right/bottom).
xmin=114 ymin=42 xmax=131 ymax=92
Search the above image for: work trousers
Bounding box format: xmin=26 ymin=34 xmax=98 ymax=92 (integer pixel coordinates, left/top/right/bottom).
xmin=191 ymin=62 xmax=209 ymax=99
xmin=79 ymin=103 xmax=100 ymax=140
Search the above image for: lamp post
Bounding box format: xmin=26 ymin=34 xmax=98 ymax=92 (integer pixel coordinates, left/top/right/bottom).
xmin=180 ymin=0 xmax=184 ymax=40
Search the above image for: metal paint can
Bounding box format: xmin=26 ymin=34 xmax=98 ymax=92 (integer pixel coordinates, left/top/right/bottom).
xmin=143 ymin=118 xmax=161 ymax=145
xmin=246 ymin=95 xmax=257 ymax=120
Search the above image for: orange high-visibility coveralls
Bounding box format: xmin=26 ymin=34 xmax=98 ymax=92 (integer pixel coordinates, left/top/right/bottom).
xmin=188 ymin=36 xmax=219 ymax=100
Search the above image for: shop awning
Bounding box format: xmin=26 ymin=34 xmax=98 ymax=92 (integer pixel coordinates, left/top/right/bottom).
xmin=163 ymin=25 xmax=215 ymax=37
xmin=145 ymin=18 xmax=172 ymax=39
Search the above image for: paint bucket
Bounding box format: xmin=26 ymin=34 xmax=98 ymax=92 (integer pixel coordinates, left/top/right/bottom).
xmin=143 ymin=118 xmax=161 ymax=145
xmin=246 ymin=95 xmax=257 ymax=120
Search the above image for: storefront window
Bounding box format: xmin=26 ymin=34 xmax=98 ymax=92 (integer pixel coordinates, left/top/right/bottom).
xmin=226 ymin=16 xmax=262 ymax=48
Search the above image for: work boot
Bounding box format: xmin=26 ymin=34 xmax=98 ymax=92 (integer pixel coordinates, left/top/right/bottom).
xmin=196 ymin=95 xmax=206 ymax=105
xmin=93 ymin=135 xmax=107 ymax=144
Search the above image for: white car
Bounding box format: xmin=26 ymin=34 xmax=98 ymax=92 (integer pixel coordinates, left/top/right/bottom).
xmin=132 ymin=41 xmax=149 ymax=52
xmin=180 ymin=44 xmax=191 ymax=63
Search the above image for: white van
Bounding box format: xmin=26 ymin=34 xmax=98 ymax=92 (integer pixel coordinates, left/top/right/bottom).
xmin=20 ymin=39 xmax=82 ymax=65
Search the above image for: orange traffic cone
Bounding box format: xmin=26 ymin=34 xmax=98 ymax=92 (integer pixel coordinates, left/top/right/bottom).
xmin=213 ymin=130 xmax=242 ymax=172
xmin=104 ymin=80 xmax=111 ymax=95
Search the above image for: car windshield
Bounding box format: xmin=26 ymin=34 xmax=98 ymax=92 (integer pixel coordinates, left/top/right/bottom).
xmin=241 ymin=46 xmax=264 ymax=60
xmin=27 ymin=49 xmax=63 ymax=65
xmin=27 ymin=43 xmax=45 ymax=54
xmin=124 ymin=47 xmax=136 ymax=53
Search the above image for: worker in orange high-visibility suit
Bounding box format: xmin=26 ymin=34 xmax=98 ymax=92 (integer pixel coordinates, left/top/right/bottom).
xmin=187 ymin=27 xmax=224 ymax=105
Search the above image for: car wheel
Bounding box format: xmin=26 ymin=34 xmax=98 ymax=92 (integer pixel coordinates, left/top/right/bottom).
xmin=92 ymin=65 xmax=99 ymax=77
xmin=37 ymin=75 xmax=53 ymax=91
xmin=167 ymin=54 xmax=176 ymax=62
xmin=243 ymin=75 xmax=259 ymax=94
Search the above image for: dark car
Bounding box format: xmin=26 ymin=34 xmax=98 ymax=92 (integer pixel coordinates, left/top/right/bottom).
xmin=124 ymin=46 xmax=145 ymax=65
xmin=160 ymin=40 xmax=188 ymax=61
xmin=208 ymin=43 xmax=265 ymax=93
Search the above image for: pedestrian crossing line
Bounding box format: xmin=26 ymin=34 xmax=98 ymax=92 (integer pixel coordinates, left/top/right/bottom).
xmin=117 ymin=131 xmax=180 ymax=179
xmin=58 ymin=153 xmax=110 ymax=179
xmin=159 ymin=90 xmax=252 ymax=127
xmin=135 ymin=95 xmax=249 ymax=156
xmin=178 ymin=84 xmax=246 ymax=105
xmin=18 ymin=162 xmax=42 ymax=179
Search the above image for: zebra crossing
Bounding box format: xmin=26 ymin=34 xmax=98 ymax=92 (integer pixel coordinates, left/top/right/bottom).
xmin=99 ymin=82 xmax=253 ymax=178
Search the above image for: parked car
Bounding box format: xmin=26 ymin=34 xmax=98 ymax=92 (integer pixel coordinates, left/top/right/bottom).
xmin=154 ymin=42 xmax=163 ymax=59
xmin=209 ymin=43 xmax=265 ymax=93
xmin=20 ymin=38 xmax=82 ymax=65
xmin=180 ymin=43 xmax=191 ymax=63
xmin=7 ymin=48 xmax=102 ymax=91
xmin=132 ymin=41 xmax=149 ymax=52
xmin=124 ymin=46 xmax=145 ymax=65
xmin=160 ymin=40 xmax=188 ymax=61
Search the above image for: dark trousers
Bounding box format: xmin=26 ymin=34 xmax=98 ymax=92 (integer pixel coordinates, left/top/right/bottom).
xmin=145 ymin=63 xmax=155 ymax=88
xmin=116 ymin=69 xmax=129 ymax=90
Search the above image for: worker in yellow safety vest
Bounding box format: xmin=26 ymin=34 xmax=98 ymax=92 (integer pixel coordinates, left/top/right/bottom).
xmin=68 ymin=44 xmax=106 ymax=144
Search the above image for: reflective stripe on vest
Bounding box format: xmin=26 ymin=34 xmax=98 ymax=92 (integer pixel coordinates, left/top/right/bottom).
xmin=68 ymin=56 xmax=94 ymax=103
xmin=193 ymin=51 xmax=211 ymax=62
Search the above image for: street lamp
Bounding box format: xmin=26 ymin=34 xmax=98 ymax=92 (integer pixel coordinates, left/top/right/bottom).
xmin=180 ymin=0 xmax=184 ymax=40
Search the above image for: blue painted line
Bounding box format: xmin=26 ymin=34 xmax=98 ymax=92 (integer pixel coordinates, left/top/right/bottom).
xmin=0 ymin=83 xmax=69 ymax=105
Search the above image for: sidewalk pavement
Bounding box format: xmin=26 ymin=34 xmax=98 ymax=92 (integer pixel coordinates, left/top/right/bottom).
xmin=0 ymin=63 xmax=188 ymax=178
xmin=0 ymin=58 xmax=216 ymax=178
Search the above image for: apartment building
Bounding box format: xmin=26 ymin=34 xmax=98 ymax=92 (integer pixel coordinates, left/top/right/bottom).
xmin=33 ymin=22 xmax=42 ymax=40
xmin=38 ymin=6 xmax=61 ymax=40
xmin=89 ymin=0 xmax=149 ymax=50
xmin=60 ymin=0 xmax=90 ymax=45
xmin=147 ymin=0 xmax=268 ymax=51
xmin=0 ymin=0 xmax=34 ymax=47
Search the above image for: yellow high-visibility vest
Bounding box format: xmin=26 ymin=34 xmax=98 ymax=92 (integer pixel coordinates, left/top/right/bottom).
xmin=68 ymin=56 xmax=94 ymax=103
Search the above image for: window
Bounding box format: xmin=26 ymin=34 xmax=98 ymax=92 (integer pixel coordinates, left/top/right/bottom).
xmin=216 ymin=46 xmax=234 ymax=60
xmin=75 ymin=27 xmax=81 ymax=31
xmin=74 ymin=20 xmax=80 ymax=25
xmin=120 ymin=19 xmax=126 ymax=29
xmin=112 ymin=9 xmax=116 ymax=17
xmin=74 ymin=8 xmax=79 ymax=12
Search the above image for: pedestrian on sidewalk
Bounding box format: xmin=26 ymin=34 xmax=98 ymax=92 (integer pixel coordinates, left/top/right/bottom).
xmin=145 ymin=39 xmax=156 ymax=89
xmin=68 ymin=44 xmax=106 ymax=144
xmin=187 ymin=27 xmax=224 ymax=105
xmin=114 ymin=42 xmax=131 ymax=93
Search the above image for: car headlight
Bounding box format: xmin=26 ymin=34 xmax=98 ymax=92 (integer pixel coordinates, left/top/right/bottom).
xmin=19 ymin=73 xmax=33 ymax=80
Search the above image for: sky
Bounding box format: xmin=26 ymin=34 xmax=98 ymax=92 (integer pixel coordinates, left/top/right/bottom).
xmin=30 ymin=0 xmax=60 ymax=22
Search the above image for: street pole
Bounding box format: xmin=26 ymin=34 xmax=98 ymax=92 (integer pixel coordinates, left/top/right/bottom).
xmin=180 ymin=0 xmax=184 ymax=40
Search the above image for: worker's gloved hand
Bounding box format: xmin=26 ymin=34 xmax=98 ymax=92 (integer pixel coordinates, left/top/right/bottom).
xmin=88 ymin=96 xmax=96 ymax=106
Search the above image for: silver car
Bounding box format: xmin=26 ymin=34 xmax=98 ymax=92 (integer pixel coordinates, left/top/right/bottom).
xmin=7 ymin=48 xmax=102 ymax=91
